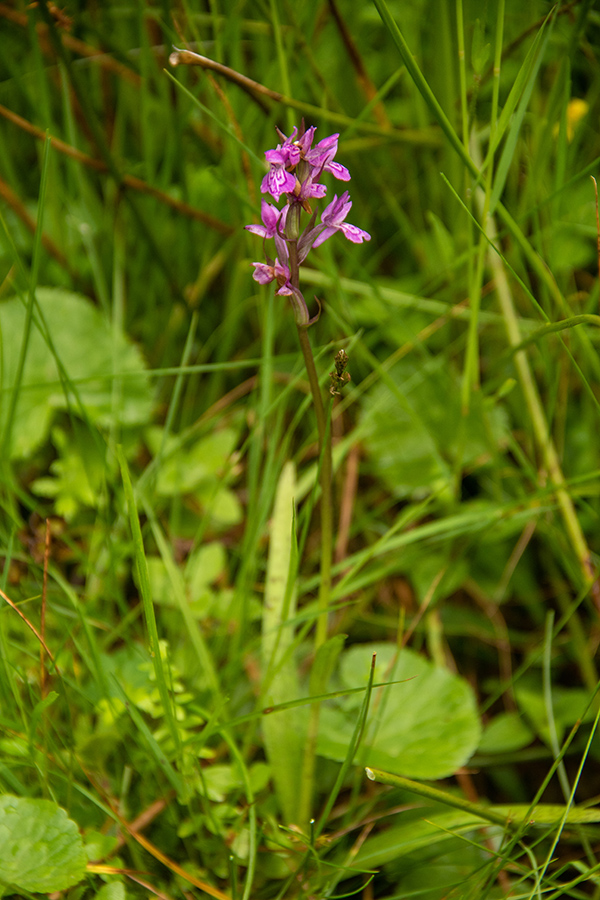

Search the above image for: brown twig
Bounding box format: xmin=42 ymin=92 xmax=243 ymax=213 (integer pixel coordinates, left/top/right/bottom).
xmin=201 ymin=67 xmax=257 ymax=207
xmin=85 ymin=867 xmax=174 ymax=900
xmin=400 ymin=566 xmax=447 ymax=649
xmin=0 ymin=103 xmax=233 ymax=234
xmin=169 ymin=50 xmax=440 ymax=145
xmin=120 ymin=818 xmax=231 ymax=900
xmin=0 ymin=2 xmax=141 ymax=85
xmin=326 ymin=0 xmax=391 ymax=129
xmin=111 ymin=797 xmax=170 ymax=852
xmin=464 ymin=577 xmax=515 ymax=710
xmin=0 ymin=175 xmax=71 ymax=271
xmin=40 ymin=518 xmax=50 ymax=697
xmin=169 ymin=49 xmax=275 ymax=111
xmin=0 ymin=586 xmax=58 ymax=670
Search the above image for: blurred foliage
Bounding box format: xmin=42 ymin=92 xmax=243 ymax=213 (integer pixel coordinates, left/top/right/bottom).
xmin=0 ymin=1 xmax=600 ymax=899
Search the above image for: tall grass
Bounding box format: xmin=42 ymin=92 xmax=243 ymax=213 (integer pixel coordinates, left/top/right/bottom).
xmin=1 ymin=1 xmax=600 ymax=898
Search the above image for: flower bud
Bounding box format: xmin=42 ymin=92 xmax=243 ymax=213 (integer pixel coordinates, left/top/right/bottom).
xmin=285 ymin=201 xmax=301 ymax=241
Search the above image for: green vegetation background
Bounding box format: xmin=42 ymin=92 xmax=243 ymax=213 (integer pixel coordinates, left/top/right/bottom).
xmin=1 ymin=1 xmax=600 ymax=898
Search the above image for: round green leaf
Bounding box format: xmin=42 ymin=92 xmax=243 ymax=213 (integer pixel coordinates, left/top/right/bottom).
xmin=0 ymin=288 xmax=152 ymax=459
xmin=318 ymin=644 xmax=481 ymax=779
xmin=0 ymin=795 xmax=87 ymax=892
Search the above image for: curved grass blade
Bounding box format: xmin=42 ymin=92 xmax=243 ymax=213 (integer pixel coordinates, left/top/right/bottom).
xmin=261 ymin=461 xmax=305 ymax=823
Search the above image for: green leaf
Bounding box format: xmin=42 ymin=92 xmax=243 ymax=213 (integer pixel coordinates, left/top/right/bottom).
xmin=309 ymin=634 xmax=347 ymax=698
xmin=0 ymin=795 xmax=86 ymax=892
xmin=147 ymin=541 xmax=226 ymax=618
xmin=516 ymin=684 xmax=595 ymax=746
xmin=349 ymin=809 xmax=485 ymax=870
xmin=478 ymin=711 xmax=535 ymax=754
xmin=154 ymin=427 xmax=238 ymax=496
xmin=349 ymin=802 xmax=600 ymax=873
xmin=261 ymin=461 xmax=306 ymax=822
xmin=318 ymin=644 xmax=481 ymax=779
xmin=0 ymin=288 xmax=152 ymax=459
xmin=361 ymin=359 xmax=507 ymax=500
xmin=186 ymin=541 xmax=226 ymax=593
xmin=488 ymin=21 xmax=551 ymax=215
xmin=84 ymin=830 xmax=119 ymax=862
xmin=94 ymin=882 xmax=127 ymax=900
xmin=31 ymin=424 xmax=108 ymax=520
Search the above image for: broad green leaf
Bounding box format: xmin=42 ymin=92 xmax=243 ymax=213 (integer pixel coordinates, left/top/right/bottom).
xmin=150 ymin=426 xmax=242 ymax=526
xmin=318 ymin=644 xmax=481 ymax=779
xmin=0 ymin=795 xmax=86 ymax=892
xmin=195 ymin=483 xmax=243 ymax=527
xmin=186 ymin=541 xmax=226 ymax=590
xmin=0 ymin=288 xmax=152 ymax=458
xmin=361 ymin=359 xmax=507 ymax=500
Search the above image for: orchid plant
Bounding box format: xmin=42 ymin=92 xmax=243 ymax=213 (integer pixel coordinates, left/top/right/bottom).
xmin=246 ymin=124 xmax=370 ymax=326
xmin=246 ymin=123 xmax=370 ymax=825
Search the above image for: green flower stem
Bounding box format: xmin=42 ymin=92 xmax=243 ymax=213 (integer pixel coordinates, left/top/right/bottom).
xmin=288 ymin=240 xmax=334 ymax=827
xmin=295 ymin=325 xmax=333 ymax=646
xmin=288 ymin=241 xmax=333 ymax=649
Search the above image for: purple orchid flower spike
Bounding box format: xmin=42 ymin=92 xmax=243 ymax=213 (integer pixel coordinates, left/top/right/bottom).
xmin=271 ymin=126 xmax=302 ymax=168
xmin=305 ymin=133 xmax=351 ymax=182
xmin=245 ymin=200 xmax=282 ymax=239
xmin=260 ymin=127 xmax=303 ymax=199
xmin=251 ymin=258 xmax=292 ymax=295
xmin=312 ymin=191 xmax=371 ymax=247
xmin=261 ymin=164 xmax=296 ymax=201
xmin=247 ymin=124 xmax=371 ymax=326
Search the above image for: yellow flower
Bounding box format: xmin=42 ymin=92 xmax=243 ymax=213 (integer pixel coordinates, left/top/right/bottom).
xmin=553 ymin=98 xmax=589 ymax=142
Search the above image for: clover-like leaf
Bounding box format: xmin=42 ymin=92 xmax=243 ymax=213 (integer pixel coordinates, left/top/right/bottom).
xmin=0 ymin=795 xmax=87 ymax=892
xmin=0 ymin=288 xmax=152 ymax=459
xmin=318 ymin=644 xmax=481 ymax=779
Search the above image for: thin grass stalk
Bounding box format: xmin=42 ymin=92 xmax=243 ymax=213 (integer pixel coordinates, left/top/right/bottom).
xmin=472 ymin=135 xmax=597 ymax=604
xmin=529 ymin=702 xmax=600 ymax=900
xmin=315 ymin=652 xmax=377 ymax=838
xmin=463 ymin=1 xmax=505 ymax=407
xmin=117 ymin=446 xmax=183 ymax=771
xmin=542 ymin=612 xmax=572 ymax=802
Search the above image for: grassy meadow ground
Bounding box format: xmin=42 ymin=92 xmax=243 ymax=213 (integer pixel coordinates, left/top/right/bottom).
xmin=1 ymin=1 xmax=600 ymax=898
